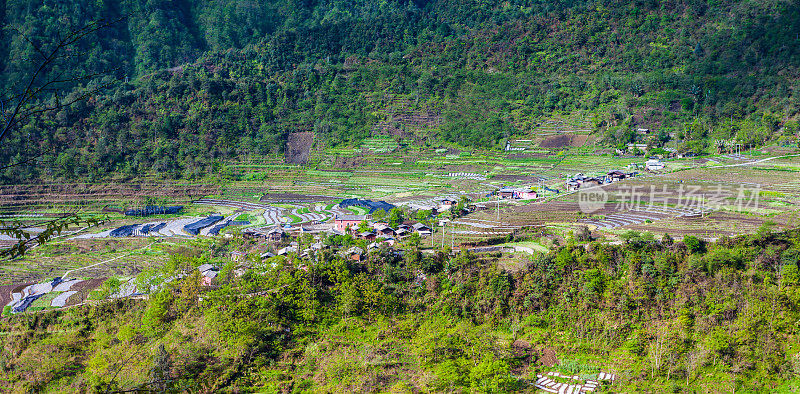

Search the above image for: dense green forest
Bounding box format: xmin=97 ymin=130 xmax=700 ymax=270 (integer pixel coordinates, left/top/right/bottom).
xmin=2 ymin=0 xmax=800 ymax=182
xmin=1 ymin=228 xmax=799 ymax=391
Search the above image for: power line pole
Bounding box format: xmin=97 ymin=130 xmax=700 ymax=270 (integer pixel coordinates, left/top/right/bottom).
xmin=451 ymin=223 xmax=454 ymax=249
xmin=496 ymin=193 xmax=500 ymax=223
xmin=441 ymin=222 xmax=445 ymax=249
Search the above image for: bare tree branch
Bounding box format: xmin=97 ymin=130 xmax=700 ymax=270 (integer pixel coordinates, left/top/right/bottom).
xmin=0 ymin=16 xmax=128 ymax=257
xmin=0 ymin=15 xmax=127 ymax=143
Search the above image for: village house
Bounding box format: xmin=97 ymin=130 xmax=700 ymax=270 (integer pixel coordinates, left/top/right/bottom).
xmin=266 ymin=226 xmax=285 ymax=242
xmin=277 ymin=245 xmax=297 ymax=256
xmin=242 ymin=228 xmax=267 ymax=241
xmin=645 ymin=159 xmax=665 ymax=171
xmin=358 ymin=231 xmax=377 ymax=240
xmin=326 ymin=228 xmax=345 ymax=237
xmin=583 ymin=177 xmax=604 ymax=186
xmin=440 ymin=197 xmax=458 ymax=207
xmin=518 ymin=189 xmax=538 ymax=200
xmin=498 ymin=187 xmax=516 ymax=199
xmin=413 ymin=223 xmax=432 ymax=236
xmin=345 ymin=246 xmax=364 ymax=261
xmin=230 ymin=250 xmax=246 ymax=262
xmin=334 ymin=214 xmax=369 ymax=232
xmin=566 ymin=180 xmax=581 ymax=191
xmin=566 ymin=173 xmax=596 ymax=190
xmin=374 ymin=224 xmax=396 ymax=237
xmin=627 ymin=143 xmax=648 ymax=152
xmin=198 ymin=264 xmax=219 ymax=286
xmin=607 ymin=170 xmax=627 ymax=182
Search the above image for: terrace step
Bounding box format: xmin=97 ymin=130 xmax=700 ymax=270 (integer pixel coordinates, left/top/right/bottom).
xmin=581 ymin=207 xmax=714 ymax=229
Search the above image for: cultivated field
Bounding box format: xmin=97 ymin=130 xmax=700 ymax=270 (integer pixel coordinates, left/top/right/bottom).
xmin=2 ymin=146 xmax=798 ymax=290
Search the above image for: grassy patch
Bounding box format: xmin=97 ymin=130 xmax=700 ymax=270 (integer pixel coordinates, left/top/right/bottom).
xmin=346 ymin=206 xmax=369 ymax=215
xmin=234 ymin=214 xmax=253 ymax=222
xmin=306 ymin=169 xmax=353 ymax=177
xmin=760 ymin=190 xmax=787 ymax=198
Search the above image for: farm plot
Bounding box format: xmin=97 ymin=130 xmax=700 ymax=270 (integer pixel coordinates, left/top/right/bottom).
xmin=262 ymin=209 xmax=284 ymax=225
xmin=547 ymin=168 xmax=800 ymax=235
xmin=1 ymin=238 xmax=174 ymax=285
xmin=579 ymin=206 xmax=713 ymax=230
xmin=5 ymin=279 xmax=61 ymax=313
xmin=287 ymin=207 xmax=327 ymax=224
xmin=437 ymin=211 xmax=539 ymax=246
xmin=64 ymin=278 xmax=106 ymax=306
xmin=625 ymin=210 xmax=795 ymax=238
xmin=501 ymin=202 xmax=584 ymax=226
xmin=194 ymin=198 xmax=274 ymax=211
xmin=259 ymin=192 xmax=339 ymax=203
xmin=72 ymin=217 xmax=205 ymax=239
xmin=158 ymin=217 xmax=201 ymax=236
xmin=0 ymin=182 xmax=218 ymax=209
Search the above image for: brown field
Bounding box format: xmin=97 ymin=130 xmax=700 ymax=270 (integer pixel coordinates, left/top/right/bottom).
xmin=260 ymin=192 xmax=338 ymax=203
xmin=66 ymin=278 xmax=107 ymax=306
xmin=0 ymin=282 xmax=33 ymax=309
xmin=625 ymin=210 xmax=792 ymax=238
xmin=539 ymin=134 xmax=589 ymax=148
xmin=0 ymin=182 xmax=218 ymax=209
xmin=286 ymin=132 xmax=315 ymax=164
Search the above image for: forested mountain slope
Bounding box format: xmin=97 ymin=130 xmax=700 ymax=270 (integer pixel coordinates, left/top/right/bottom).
xmin=1 ymin=0 xmax=799 ymax=181
xmin=2 ymin=229 xmax=799 ymax=391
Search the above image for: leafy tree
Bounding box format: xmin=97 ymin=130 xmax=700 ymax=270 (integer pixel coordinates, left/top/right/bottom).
xmin=387 ymin=207 xmax=404 ymax=228
xmin=469 ymin=354 xmax=518 ymax=393
xmin=372 ymin=209 xmax=387 ymax=222
xmin=683 ymin=235 xmax=704 ymax=254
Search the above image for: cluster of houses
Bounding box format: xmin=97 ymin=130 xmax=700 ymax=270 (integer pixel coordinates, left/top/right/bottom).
xmin=333 ymin=214 xmax=432 ymax=239
xmin=565 ymin=170 xmax=638 ymax=191
xmin=496 ymin=187 xmax=538 ymax=200
xmin=238 ymin=213 xmax=434 ymax=261
xmin=402 ymin=196 xmax=463 ymax=215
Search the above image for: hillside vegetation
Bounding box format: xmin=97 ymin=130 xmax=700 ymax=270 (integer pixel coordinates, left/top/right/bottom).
xmin=2 ymin=0 xmax=800 ymax=182
xmin=1 ymin=229 xmax=799 ymax=391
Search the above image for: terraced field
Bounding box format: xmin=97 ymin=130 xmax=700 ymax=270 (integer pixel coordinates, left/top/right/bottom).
xmin=580 ymin=206 xmax=713 ymax=229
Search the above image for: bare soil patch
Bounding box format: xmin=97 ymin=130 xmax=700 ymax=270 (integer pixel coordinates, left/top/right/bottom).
xmin=506 ymin=152 xmax=551 ymax=159
xmin=260 ymin=193 xmax=338 ymax=203
xmin=286 ymin=132 xmax=314 ymax=164
xmin=492 ymin=174 xmax=546 ymax=182
xmin=540 ymin=134 xmax=588 ymax=148
xmin=66 ymin=277 xmax=106 ymax=306
xmin=0 ymin=182 xmax=218 ymax=208
xmin=0 ymin=283 xmax=32 ymax=307
xmin=335 ymin=156 xmax=367 ymax=169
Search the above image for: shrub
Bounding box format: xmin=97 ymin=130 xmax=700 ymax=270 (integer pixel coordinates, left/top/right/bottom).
xmin=469 ymin=354 xmax=518 ymax=393
xmin=683 ymin=235 xmax=704 ymax=254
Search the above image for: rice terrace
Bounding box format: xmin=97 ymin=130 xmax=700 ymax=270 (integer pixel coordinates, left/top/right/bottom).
xmin=2 ymin=1 xmax=800 ymax=392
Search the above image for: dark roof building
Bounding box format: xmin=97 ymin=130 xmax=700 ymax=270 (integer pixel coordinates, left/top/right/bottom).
xmin=339 ymin=198 xmax=396 ymax=214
